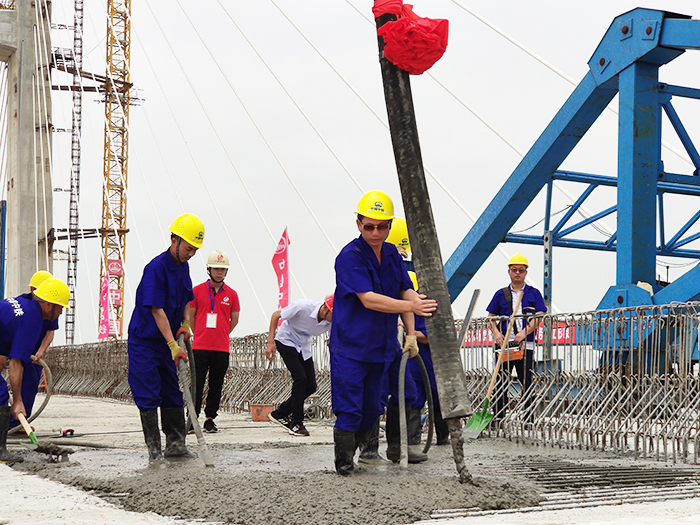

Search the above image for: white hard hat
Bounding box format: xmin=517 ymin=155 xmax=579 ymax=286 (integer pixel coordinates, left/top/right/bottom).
xmin=206 ymin=249 xmax=230 ymax=268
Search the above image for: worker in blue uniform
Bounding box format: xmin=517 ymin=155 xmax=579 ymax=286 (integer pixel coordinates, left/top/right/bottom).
xmin=486 ymin=253 xmax=546 ymax=420
xmin=0 ymin=277 xmax=70 ymax=462
xmin=330 ymin=190 xmax=437 ymax=476
xmin=406 ymin=272 xmax=450 ymax=447
xmin=128 ymin=213 xmax=204 ymax=462
xmin=7 ymin=271 xmax=59 ymax=433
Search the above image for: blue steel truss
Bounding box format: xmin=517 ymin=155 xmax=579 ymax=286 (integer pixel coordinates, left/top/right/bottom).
xmin=445 ymin=8 xmax=700 ymax=309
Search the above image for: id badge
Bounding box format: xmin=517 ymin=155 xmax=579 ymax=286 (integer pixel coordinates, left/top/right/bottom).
xmin=206 ymin=313 xmax=217 ymax=329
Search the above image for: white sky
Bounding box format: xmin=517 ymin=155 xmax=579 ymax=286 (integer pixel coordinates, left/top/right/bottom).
xmin=41 ymin=0 xmax=700 ymax=343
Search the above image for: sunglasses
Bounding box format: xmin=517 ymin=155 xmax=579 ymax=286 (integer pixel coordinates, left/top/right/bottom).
xmin=360 ymin=222 xmax=391 ymax=232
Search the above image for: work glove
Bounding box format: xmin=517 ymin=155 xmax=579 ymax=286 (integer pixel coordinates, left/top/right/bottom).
xmin=403 ymin=334 xmax=419 ymax=359
xmin=175 ymin=319 xmax=191 ymax=342
xmin=168 ymin=340 xmax=187 ymax=365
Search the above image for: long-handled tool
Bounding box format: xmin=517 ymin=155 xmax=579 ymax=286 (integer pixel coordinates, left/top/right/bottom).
xmin=464 ymin=292 xmax=523 ymax=438
xmin=177 ymin=335 xmax=214 ymax=467
xmin=17 ymin=413 xmax=38 ymax=450
xmin=16 ymin=413 xmax=74 ymax=461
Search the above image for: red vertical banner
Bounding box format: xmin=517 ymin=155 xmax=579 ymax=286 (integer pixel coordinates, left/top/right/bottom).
xmin=272 ymin=228 xmax=290 ymax=310
xmin=98 ymin=274 xmax=110 ymax=339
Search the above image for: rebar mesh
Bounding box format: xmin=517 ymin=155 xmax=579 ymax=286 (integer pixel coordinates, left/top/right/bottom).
xmin=36 ymin=302 xmax=700 ymax=462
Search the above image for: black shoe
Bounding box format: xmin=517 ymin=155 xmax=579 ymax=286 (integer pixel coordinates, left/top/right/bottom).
xmin=203 ymin=418 xmax=218 ymax=433
xmin=287 ymin=422 xmax=310 ymax=436
xmin=268 ymin=411 xmax=290 ymax=430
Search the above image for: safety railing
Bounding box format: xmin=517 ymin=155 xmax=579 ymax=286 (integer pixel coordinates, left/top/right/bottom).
xmin=463 ymin=302 xmax=700 ymax=463
xmin=40 ymin=301 xmax=700 ymax=462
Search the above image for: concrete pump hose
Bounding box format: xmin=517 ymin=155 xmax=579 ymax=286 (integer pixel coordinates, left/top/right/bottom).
xmin=8 ymin=357 xmax=52 ymax=436
xmin=398 ymin=352 xmax=435 ymax=470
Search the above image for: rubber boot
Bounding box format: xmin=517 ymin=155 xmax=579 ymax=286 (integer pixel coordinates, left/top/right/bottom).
xmin=0 ymin=406 xmax=23 ymax=462
xmin=407 ymin=407 xmax=428 ymax=463
xmin=386 ymin=404 xmax=428 ymax=463
xmin=161 ymin=406 xmax=193 ymax=458
xmin=358 ymin=419 xmax=390 ymax=465
xmin=435 ymin=413 xmax=450 ymax=446
xmin=139 ymin=409 xmax=163 ymax=462
xmin=333 ymin=428 xmax=356 ymax=477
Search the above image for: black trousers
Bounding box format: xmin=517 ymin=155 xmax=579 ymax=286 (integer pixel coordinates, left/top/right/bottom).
xmin=194 ymin=349 xmax=230 ymax=419
xmin=494 ymin=349 xmax=534 ymax=417
xmin=275 ymin=341 xmax=317 ymax=426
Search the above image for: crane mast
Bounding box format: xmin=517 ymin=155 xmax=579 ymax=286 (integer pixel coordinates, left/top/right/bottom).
xmin=100 ymin=0 xmax=131 ymax=339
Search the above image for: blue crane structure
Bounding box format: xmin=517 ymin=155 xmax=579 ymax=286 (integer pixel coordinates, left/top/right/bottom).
xmin=445 ymin=8 xmax=700 ymax=312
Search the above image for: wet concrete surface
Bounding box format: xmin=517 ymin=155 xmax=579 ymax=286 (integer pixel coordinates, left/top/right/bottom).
xmin=5 ymin=395 xmax=700 ymax=525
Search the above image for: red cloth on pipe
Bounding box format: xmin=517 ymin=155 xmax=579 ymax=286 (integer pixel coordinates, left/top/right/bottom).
xmin=373 ymin=1 xmax=448 ymax=75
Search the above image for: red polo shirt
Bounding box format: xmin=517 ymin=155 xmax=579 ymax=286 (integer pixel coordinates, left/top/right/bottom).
xmin=190 ymin=281 xmax=240 ymax=352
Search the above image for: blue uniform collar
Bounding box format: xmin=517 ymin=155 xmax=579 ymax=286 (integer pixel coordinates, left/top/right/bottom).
xmin=356 ymin=234 xmax=392 ymax=268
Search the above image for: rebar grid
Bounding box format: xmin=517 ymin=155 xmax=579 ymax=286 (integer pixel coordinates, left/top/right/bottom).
xmin=37 ymin=302 xmax=700 ymax=462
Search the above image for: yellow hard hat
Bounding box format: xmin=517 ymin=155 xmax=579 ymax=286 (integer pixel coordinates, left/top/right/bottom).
xmin=356 ymin=190 xmax=394 ymax=221
xmin=29 ymin=270 xmax=53 ymax=290
xmin=169 ymin=213 xmax=205 ymax=249
xmin=33 ymin=277 xmax=70 ymax=308
xmin=387 ymin=217 xmax=410 ymax=252
xmin=508 ymin=253 xmax=529 ymax=268
xmin=206 ymin=249 xmax=229 ymax=268
xmin=407 ymin=271 xmax=418 ymax=291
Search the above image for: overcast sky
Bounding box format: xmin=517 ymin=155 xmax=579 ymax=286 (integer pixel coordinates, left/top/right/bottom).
xmin=41 ymin=0 xmax=700 ymax=343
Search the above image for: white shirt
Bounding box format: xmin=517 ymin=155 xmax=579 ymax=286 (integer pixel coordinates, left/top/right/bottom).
xmin=275 ymin=299 xmax=331 ymax=361
xmin=510 ymin=286 xmax=535 ymax=351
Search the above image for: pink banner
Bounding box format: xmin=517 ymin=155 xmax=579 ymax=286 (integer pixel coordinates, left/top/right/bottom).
xmin=272 ymin=228 xmax=290 ymax=310
xmin=98 ymin=274 xmax=110 ymax=339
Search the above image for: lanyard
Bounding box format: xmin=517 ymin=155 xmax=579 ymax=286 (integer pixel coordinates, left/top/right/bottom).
xmin=207 ymin=282 xmax=222 ymax=313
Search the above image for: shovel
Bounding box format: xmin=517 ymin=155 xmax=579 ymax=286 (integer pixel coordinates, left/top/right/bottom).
xmin=16 ymin=413 xmax=74 ymax=461
xmin=17 ymin=413 xmax=38 ymax=450
xmin=177 ymin=335 xmax=214 ymax=467
xmin=464 ymin=292 xmax=523 ymax=438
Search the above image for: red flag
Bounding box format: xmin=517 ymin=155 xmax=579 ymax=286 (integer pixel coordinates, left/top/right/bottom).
xmin=98 ymin=274 xmax=110 ymax=339
xmin=272 ymin=228 xmax=290 ymax=311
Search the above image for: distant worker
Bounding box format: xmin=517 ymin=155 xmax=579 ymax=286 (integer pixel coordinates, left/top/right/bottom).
xmin=189 ymin=250 xmax=240 ymax=433
xmin=128 ymin=213 xmax=204 ymax=461
xmin=7 ymin=271 xmax=59 ymax=433
xmin=486 ymin=253 xmax=546 ymax=421
xmin=0 ymin=277 xmax=70 ymax=462
xmin=406 ymin=272 xmax=450 ymax=446
xmin=330 ymin=190 xmax=437 ymax=476
xmin=266 ymin=296 xmax=333 ymax=437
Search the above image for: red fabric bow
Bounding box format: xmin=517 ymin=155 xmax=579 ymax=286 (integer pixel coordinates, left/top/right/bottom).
xmin=373 ymin=1 xmax=449 ymax=75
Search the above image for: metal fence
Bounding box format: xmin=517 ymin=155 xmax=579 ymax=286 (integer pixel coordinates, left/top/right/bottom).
xmin=463 ymin=302 xmax=700 ymax=463
xmin=40 ymin=302 xmax=700 ymax=462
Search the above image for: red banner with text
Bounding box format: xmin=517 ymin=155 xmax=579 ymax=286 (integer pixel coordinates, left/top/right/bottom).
xmin=272 ymin=228 xmax=290 ymax=311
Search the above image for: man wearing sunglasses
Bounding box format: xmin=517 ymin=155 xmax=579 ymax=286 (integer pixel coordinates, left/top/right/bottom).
xmin=330 ymin=190 xmax=438 ymax=476
xmin=486 ymin=253 xmax=546 ymax=422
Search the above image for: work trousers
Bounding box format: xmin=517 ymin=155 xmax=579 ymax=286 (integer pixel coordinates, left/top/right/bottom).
xmin=386 ymin=348 xmax=421 ymax=410
xmin=194 ymin=349 xmax=230 ymax=420
xmin=8 ymin=361 xmax=43 ymax=428
xmin=275 ymin=341 xmax=317 ymax=426
xmin=331 ymin=352 xmax=388 ymax=433
xmin=494 ymin=348 xmax=534 ymax=417
xmin=128 ymin=338 xmax=183 ymax=412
